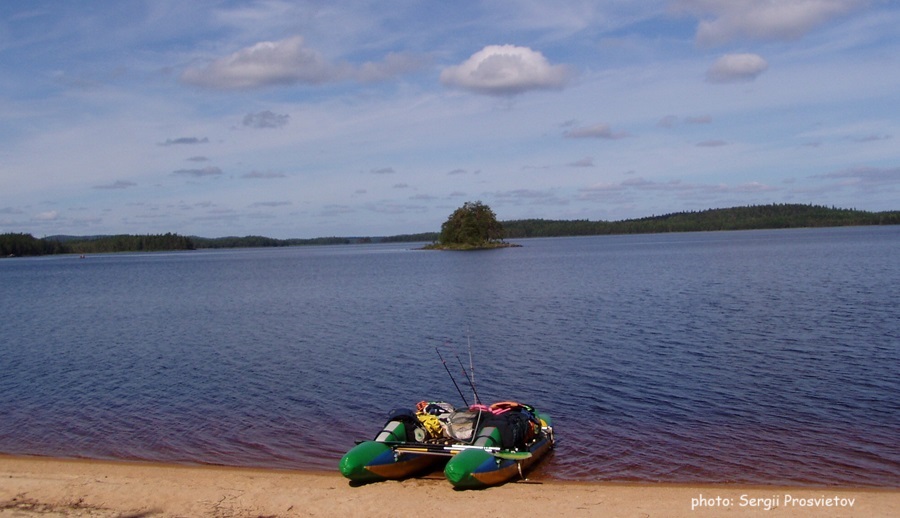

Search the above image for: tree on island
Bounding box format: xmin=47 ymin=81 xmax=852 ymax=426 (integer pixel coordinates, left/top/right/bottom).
xmin=433 ymin=201 xmax=514 ymax=249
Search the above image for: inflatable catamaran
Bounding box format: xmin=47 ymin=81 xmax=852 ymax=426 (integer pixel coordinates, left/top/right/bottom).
xmin=339 ymin=400 xmax=554 ymax=489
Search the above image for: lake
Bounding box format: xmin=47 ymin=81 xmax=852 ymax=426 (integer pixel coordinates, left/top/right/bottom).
xmin=1 ymin=226 xmax=898 ymax=487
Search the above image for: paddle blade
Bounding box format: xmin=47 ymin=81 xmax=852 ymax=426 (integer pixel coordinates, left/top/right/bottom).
xmin=493 ymin=451 xmax=532 ymax=460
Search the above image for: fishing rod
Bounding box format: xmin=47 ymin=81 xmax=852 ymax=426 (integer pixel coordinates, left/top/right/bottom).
xmin=454 ymin=350 xmax=481 ymax=405
xmin=436 ymin=346 xmax=469 ymax=407
xmin=466 ymin=327 xmax=479 ymax=405
xmin=432 ymin=334 xmax=481 ymax=406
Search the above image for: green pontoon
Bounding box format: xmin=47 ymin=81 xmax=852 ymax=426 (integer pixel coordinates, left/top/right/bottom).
xmin=339 ymin=401 xmax=554 ymax=488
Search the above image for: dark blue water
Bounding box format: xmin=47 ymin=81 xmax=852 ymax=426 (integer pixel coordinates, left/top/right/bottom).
xmin=1 ymin=227 xmax=898 ymax=487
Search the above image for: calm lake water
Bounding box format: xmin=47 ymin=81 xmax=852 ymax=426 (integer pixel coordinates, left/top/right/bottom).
xmin=1 ymin=227 xmax=898 ymax=487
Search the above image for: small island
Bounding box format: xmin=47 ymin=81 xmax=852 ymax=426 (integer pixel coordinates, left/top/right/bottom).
xmin=420 ymin=201 xmax=521 ymax=251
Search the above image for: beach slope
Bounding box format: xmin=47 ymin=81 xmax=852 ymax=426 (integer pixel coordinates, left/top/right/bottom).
xmin=1 ymin=455 xmax=896 ymax=517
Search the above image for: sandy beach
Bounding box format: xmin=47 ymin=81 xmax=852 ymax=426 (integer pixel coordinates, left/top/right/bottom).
xmin=1 ymin=455 xmax=896 ymax=517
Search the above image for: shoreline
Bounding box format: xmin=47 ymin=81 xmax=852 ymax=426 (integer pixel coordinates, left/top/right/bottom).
xmin=2 ymin=455 xmax=896 ymax=517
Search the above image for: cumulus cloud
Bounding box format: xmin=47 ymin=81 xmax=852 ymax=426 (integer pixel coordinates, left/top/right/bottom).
xmin=440 ymin=45 xmax=572 ymax=96
xmin=93 ymin=180 xmax=137 ymax=190
xmin=563 ymin=123 xmax=630 ymax=140
xmin=181 ymin=36 xmax=342 ymax=90
xmin=706 ymin=53 xmax=768 ymax=83
xmin=181 ymin=36 xmax=426 ymax=90
xmin=243 ymin=110 xmax=290 ymax=128
xmin=674 ymin=0 xmax=866 ymax=46
xmin=172 ymin=166 xmax=223 ymax=177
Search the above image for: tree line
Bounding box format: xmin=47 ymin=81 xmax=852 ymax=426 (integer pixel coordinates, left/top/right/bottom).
xmin=502 ymin=204 xmax=900 ymax=238
xmin=3 ymin=204 xmax=898 ymax=257
xmin=1 ymin=233 xmax=194 ymax=257
xmin=191 ymin=235 xmax=356 ymax=248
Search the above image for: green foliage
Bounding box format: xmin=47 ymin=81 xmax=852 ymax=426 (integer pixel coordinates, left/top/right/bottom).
xmin=0 ymin=233 xmax=66 ymax=256
xmin=1 ymin=232 xmax=195 ymax=256
xmin=439 ymin=201 xmax=505 ymax=247
xmin=65 ymin=233 xmax=195 ymax=254
xmin=192 ymin=235 xmax=356 ymax=248
xmin=380 ymin=232 xmax=440 ymax=243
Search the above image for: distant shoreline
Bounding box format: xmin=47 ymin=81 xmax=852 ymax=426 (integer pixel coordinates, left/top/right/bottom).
xmin=418 ymin=242 xmax=523 ymax=250
xmin=3 ymin=204 xmax=898 ymax=257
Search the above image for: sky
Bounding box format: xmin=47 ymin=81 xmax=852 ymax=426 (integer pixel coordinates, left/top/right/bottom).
xmin=1 ymin=1 xmax=898 ymax=239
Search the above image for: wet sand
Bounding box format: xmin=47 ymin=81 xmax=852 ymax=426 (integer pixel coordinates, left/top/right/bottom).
xmin=1 ymin=455 xmax=896 ymax=517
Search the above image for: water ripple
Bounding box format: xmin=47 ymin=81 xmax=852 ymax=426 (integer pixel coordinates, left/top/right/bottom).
xmin=1 ymin=228 xmax=898 ymax=486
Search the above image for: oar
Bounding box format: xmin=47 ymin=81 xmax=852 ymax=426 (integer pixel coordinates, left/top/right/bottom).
xmin=394 ymin=444 xmax=532 ymax=460
xmin=492 ymin=451 xmax=532 ymax=460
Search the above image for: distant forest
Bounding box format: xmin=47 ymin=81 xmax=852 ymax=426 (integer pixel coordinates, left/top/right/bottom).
xmin=1 ymin=232 xmax=195 ymax=257
xmin=502 ymin=204 xmax=900 ymax=238
xmin=3 ymin=204 xmax=898 ymax=257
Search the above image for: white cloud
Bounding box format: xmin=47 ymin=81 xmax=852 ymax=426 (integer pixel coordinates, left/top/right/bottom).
xmin=181 ymin=36 xmax=343 ymax=90
xmin=674 ymin=0 xmax=867 ymax=46
xmin=706 ymin=53 xmax=768 ymax=83
xmin=440 ymin=45 xmax=572 ymax=96
xmin=181 ymin=36 xmax=426 ymax=91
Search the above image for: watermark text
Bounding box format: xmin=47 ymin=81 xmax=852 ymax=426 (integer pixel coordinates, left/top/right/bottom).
xmin=691 ymin=493 xmax=856 ymax=511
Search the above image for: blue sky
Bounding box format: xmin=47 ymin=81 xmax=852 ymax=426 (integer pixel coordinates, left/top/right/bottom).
xmin=2 ymin=1 xmax=898 ymax=239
